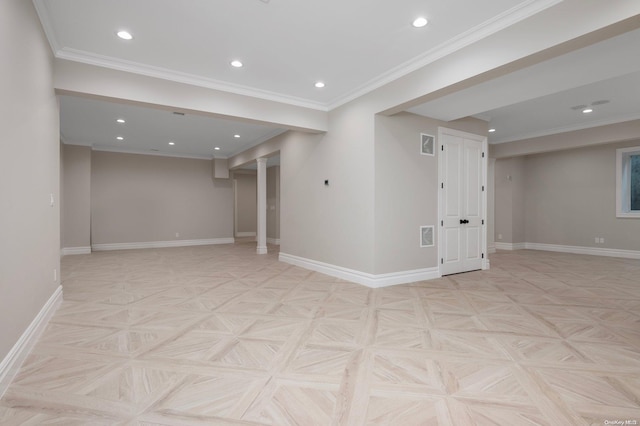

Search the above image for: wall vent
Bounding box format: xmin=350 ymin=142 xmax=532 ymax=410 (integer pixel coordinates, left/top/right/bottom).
xmin=421 ymin=133 xmax=435 ymax=156
xmin=420 ymin=225 xmax=434 ymax=247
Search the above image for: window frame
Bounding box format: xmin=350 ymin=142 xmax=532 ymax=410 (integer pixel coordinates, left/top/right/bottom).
xmin=616 ymin=146 xmax=640 ymax=218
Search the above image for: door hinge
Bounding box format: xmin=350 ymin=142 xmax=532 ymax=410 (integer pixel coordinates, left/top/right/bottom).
xmin=482 ymin=219 xmax=485 ymax=225
xmin=441 ymin=258 xmax=444 ymax=264
xmin=482 ymin=185 xmax=485 ymax=191
xmin=441 ymin=220 xmax=443 ymax=226
xmin=482 ymin=152 xmax=485 ymax=158
xmin=441 ymin=145 xmax=444 ymax=151
xmin=441 ymin=183 xmax=444 ymax=189
xmin=482 ymin=253 xmax=485 ymax=259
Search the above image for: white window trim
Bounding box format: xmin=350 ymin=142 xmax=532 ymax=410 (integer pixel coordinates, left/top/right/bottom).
xmin=616 ymin=146 xmax=640 ymax=218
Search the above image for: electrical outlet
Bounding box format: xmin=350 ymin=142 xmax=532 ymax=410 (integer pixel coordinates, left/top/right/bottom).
xmin=600 ymin=237 xmax=605 ymax=244
xmin=175 ymin=232 xmax=180 ymax=238
xmin=53 ymin=269 xmax=57 ymax=282
xmin=498 ymin=234 xmax=503 ymax=240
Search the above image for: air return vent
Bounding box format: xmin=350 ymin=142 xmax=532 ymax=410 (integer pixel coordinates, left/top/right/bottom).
xmin=420 ymin=226 xmax=434 ymax=247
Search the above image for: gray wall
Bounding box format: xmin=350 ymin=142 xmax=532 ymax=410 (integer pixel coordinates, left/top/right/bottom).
xmin=62 ymin=145 xmax=91 ymax=249
xmin=524 ymin=140 xmax=640 ymax=250
xmin=494 ymin=139 xmax=640 ymax=251
xmin=277 ymin=109 xmax=376 ymax=274
xmin=0 ymin=0 xmax=60 ymax=361
xmin=373 ymin=113 xmax=487 ymax=274
xmin=234 ymin=172 xmax=257 ymax=236
xmin=91 ymin=151 xmax=233 ymax=244
xmin=267 ymin=166 xmax=280 ymax=241
xmin=230 ymin=111 xmax=489 ymax=276
xmin=494 ymin=157 xmax=526 ymax=244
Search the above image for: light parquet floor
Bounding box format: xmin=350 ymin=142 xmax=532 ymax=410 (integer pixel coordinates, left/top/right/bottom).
xmin=1 ymin=241 xmax=639 ymax=425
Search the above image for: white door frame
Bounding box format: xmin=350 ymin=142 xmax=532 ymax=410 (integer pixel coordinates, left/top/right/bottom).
xmin=437 ymin=127 xmax=489 ymax=275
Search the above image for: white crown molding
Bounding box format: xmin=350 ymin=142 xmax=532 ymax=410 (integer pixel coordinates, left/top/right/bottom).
xmin=61 ymin=139 xmax=91 ymax=147
xmin=32 ymin=0 xmax=60 ymax=55
xmin=279 ymin=252 xmax=441 ymax=288
xmin=326 ymin=0 xmax=563 ymax=110
xmin=92 ymin=238 xmax=234 ymax=252
xmin=36 ymin=0 xmax=559 ymax=113
xmin=90 ymin=145 xmax=217 ymax=160
xmin=228 ymin=129 xmax=287 ymax=158
xmin=57 ymin=47 xmax=328 ymax=112
xmin=490 ymin=113 xmax=640 ymax=144
xmin=61 ymin=247 xmax=91 ymax=256
xmin=0 ymin=285 xmax=62 ymax=398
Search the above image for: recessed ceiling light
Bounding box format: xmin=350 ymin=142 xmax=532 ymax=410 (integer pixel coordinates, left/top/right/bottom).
xmin=168 ymin=142 xmax=175 ymax=146
xmin=116 ymin=136 xmax=124 ymax=140
xmin=582 ymin=108 xmax=593 ymax=114
xmin=116 ymin=119 xmax=125 ymax=123
xmin=488 ymin=128 xmax=496 ymax=133
xmin=214 ymin=147 xmax=221 ymax=151
xmin=412 ymin=17 xmax=428 ymax=28
xmin=230 ymin=60 xmax=243 ymax=68
xmin=116 ymin=30 xmax=133 ymax=40
xmin=315 ymin=81 xmax=325 ymax=88
xmin=234 ymin=134 xmax=240 ymax=138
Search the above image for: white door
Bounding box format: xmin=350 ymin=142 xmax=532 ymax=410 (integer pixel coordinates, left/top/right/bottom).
xmin=438 ymin=128 xmax=487 ymax=276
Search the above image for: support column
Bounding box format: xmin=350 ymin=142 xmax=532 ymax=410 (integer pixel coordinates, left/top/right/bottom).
xmin=256 ymin=157 xmax=268 ymax=254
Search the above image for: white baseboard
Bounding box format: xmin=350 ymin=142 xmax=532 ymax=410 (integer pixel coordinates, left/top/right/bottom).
xmin=92 ymin=238 xmax=234 ymax=251
xmin=495 ymin=242 xmax=526 ymax=250
xmin=0 ymin=285 xmax=63 ymax=398
xmin=279 ymin=252 xmax=441 ymax=288
xmin=524 ymin=243 xmax=640 ymax=260
xmin=494 ymin=241 xmax=640 ymax=260
xmin=267 ymin=238 xmax=281 ymax=245
xmin=61 ymin=246 xmax=91 ymax=256
xmin=488 ymin=243 xmax=496 ymax=254
xmin=235 ymin=232 xmax=256 ymax=238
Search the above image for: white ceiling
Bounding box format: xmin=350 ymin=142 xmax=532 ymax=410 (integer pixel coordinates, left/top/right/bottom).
xmin=37 ymin=0 xmax=640 ymax=156
xmin=35 ymin=0 xmax=541 ymax=109
xmin=60 ymin=96 xmax=285 ymax=159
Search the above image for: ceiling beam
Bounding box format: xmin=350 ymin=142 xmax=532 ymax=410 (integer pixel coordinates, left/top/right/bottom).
xmin=374 ymin=1 xmax=640 ymax=116
xmin=490 ymin=119 xmax=640 ymax=159
xmin=53 ymin=60 xmax=328 ymax=134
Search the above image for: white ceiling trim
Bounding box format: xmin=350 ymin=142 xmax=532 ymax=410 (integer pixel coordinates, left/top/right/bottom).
xmin=325 ymin=0 xmax=563 ymax=110
xmin=490 ymin=112 xmax=640 ymax=144
xmin=35 ymin=0 xmax=561 ymax=113
xmin=89 ymin=145 xmax=219 ymax=160
xmin=32 ymin=0 xmax=60 ymax=54
xmin=227 ymin=128 xmax=287 ymax=158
